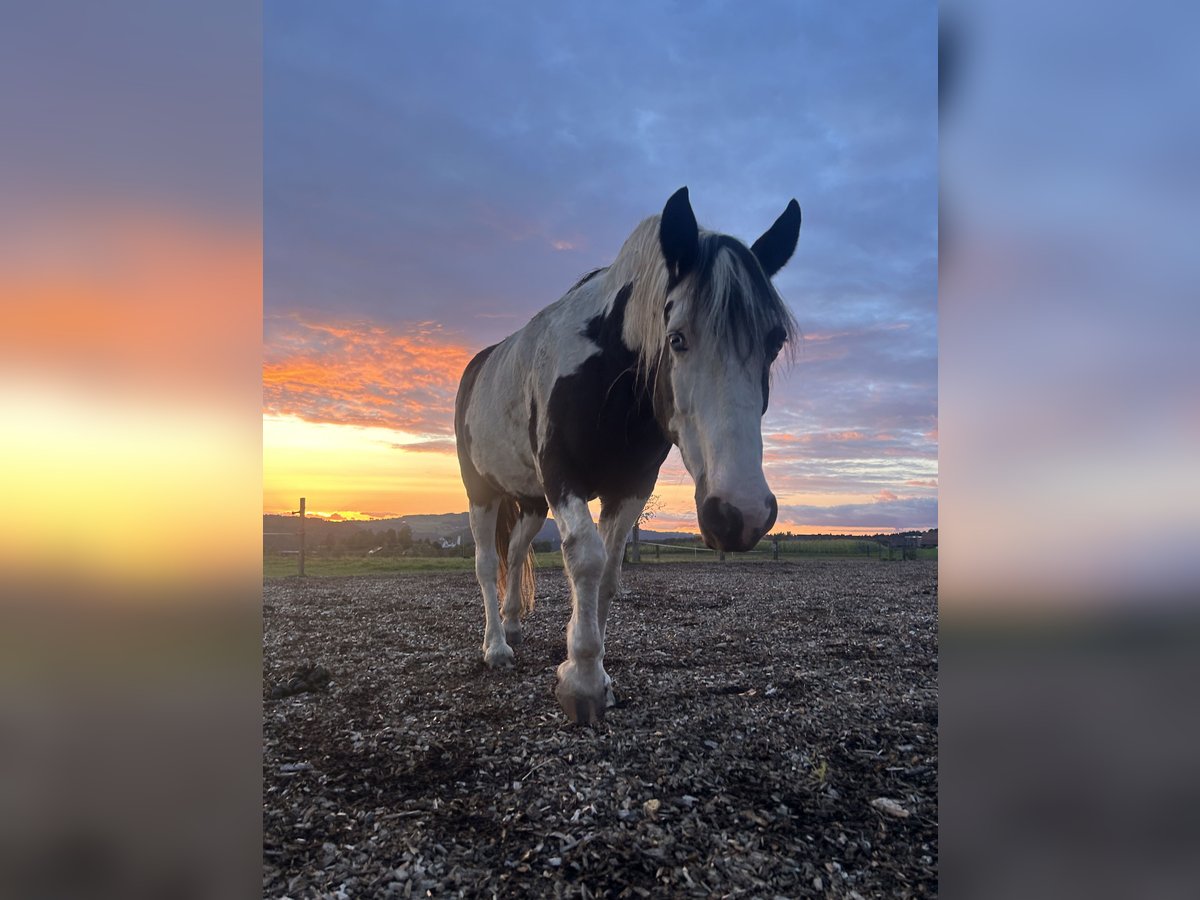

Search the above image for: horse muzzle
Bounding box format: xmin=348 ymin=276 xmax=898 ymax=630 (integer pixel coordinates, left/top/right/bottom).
xmin=697 ymin=493 xmax=778 ymax=553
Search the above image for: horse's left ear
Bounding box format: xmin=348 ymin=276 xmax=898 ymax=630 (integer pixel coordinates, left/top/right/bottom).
xmin=751 ymin=199 xmax=802 ymax=277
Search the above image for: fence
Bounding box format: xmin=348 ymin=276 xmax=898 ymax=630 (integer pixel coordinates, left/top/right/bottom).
xmin=265 ymin=497 xmax=934 ymax=578
xmin=628 ymin=536 xmax=935 ymax=563
xmin=263 ymin=497 xmax=307 ymax=576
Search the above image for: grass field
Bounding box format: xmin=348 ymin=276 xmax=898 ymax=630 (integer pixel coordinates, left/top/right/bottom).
xmin=264 ymin=541 xmax=935 ymax=578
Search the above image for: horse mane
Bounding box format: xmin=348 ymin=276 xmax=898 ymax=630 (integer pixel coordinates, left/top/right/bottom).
xmin=608 ymin=215 xmax=800 ymax=385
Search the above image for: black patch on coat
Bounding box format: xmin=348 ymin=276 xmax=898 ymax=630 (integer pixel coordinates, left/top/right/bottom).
xmin=517 ymin=495 xmax=549 ymax=520
xmin=568 ymin=267 xmax=607 ymax=294
xmin=454 ymin=344 xmax=502 ymax=505
xmin=541 ymin=284 xmax=671 ymax=507
xmin=582 ymin=282 xmax=632 ymax=347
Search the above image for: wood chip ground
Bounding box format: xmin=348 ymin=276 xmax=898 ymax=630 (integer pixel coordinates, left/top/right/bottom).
xmin=263 ymin=559 xmax=938 ymax=898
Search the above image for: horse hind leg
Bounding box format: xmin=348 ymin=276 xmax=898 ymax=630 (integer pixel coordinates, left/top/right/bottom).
xmin=597 ymin=495 xmax=647 ymax=643
xmin=594 ymin=495 xmax=649 ymax=708
xmin=500 ymin=502 xmax=546 ymax=647
xmin=468 ymin=501 xmax=514 ymax=669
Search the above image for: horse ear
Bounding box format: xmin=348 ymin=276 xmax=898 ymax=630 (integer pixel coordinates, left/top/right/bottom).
xmin=660 ymin=186 xmax=699 ymax=278
xmin=751 ymin=199 xmax=802 ymax=277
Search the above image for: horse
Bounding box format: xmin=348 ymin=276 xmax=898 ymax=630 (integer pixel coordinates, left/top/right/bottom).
xmin=454 ymin=187 xmax=801 ymax=724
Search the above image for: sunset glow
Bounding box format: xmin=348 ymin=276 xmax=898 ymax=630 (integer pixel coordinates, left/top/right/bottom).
xmin=2 ymin=207 xmax=260 ymax=589
xmin=263 ymin=3 xmax=937 ymax=537
xmin=263 ymin=414 xmax=466 ymax=519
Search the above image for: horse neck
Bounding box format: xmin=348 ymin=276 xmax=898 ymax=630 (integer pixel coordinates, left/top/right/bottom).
xmin=604 ymin=222 xmax=671 ymax=380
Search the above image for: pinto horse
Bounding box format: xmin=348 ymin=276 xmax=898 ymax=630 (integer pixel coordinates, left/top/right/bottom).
xmin=454 ymin=187 xmax=801 ymax=723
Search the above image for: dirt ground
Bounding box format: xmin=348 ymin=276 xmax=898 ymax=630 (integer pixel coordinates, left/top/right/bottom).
xmin=263 ymin=559 xmax=938 ymax=898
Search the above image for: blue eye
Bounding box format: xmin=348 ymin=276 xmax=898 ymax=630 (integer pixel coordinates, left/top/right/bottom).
xmin=668 ymin=331 xmax=688 ymax=352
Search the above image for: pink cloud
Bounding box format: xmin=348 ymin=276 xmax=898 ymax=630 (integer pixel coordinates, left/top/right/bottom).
xmin=264 ymin=315 xmax=473 ymax=435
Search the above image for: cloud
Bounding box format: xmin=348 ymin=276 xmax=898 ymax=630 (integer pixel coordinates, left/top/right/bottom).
xmin=263 ymin=3 xmax=937 ymax=516
xmin=391 ymin=439 xmax=457 ymax=454
xmin=263 ymin=315 xmax=471 ymax=435
xmin=780 ymin=496 xmax=937 ymax=531
xmin=265 ymin=2 xmax=936 ymax=346
xmin=3 ymin=206 xmax=259 ymax=396
xmin=765 ymin=426 xmax=936 ymax=461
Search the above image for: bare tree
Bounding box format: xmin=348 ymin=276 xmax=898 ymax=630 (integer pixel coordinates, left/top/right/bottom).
xmin=630 ymin=495 xmax=664 ymax=563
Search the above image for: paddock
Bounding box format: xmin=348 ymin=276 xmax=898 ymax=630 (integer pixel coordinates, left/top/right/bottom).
xmin=263 ymin=559 xmax=937 ymax=898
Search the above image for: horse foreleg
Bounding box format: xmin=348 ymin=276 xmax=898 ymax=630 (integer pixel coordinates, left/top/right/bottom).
xmin=551 ymin=495 xmax=609 ymax=724
xmin=500 ymin=507 xmax=546 ymax=647
xmin=468 ymin=501 xmax=514 ymax=669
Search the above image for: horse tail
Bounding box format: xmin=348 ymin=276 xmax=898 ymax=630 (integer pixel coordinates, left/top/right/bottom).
xmin=494 ymin=498 xmax=537 ymax=616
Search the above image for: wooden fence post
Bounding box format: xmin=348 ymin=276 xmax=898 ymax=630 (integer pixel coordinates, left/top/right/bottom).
xmin=298 ymin=497 xmax=306 ymax=577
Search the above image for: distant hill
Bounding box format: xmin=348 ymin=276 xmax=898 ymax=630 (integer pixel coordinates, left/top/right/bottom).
xmin=263 ymin=511 xmax=696 ymax=548
xmin=264 ymin=513 xmax=935 ymax=552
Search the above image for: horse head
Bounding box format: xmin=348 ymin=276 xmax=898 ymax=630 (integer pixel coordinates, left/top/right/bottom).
xmin=652 ymin=187 xmax=801 ymax=553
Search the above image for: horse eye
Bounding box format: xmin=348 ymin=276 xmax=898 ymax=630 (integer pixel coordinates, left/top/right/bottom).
xmin=766 ymin=326 xmax=786 ymax=362
xmin=668 ymin=331 xmax=688 ymax=352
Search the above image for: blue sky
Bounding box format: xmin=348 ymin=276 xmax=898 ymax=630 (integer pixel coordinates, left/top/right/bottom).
xmin=264 ymin=0 xmax=938 ymax=531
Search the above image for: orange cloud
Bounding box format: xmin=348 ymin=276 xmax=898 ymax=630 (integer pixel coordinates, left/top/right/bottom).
xmin=764 ymin=428 xmax=937 ymax=461
xmin=1 ymin=206 xmax=259 ymax=395
xmin=264 ymin=316 xmax=473 ymax=435
xmin=771 ymin=430 xmax=869 ymax=444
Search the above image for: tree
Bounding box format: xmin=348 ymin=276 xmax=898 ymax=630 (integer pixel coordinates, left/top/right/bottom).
xmin=631 ymin=495 xmax=664 ymax=563
xmin=397 ymin=523 xmax=413 ymax=550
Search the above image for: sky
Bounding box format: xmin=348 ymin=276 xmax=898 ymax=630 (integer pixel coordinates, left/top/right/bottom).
xmin=264 ymin=0 xmax=938 ymax=534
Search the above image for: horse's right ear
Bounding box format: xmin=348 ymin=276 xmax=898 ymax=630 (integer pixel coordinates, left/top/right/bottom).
xmin=660 ymin=186 xmax=699 ymax=279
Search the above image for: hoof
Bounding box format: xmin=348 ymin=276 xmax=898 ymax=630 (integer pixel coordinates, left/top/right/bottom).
xmin=555 ymin=681 xmax=607 ymax=725
xmin=503 ymin=623 xmax=523 ymax=647
xmin=555 ymin=661 xmax=609 ymax=725
xmin=483 ymin=643 xmax=515 ymax=669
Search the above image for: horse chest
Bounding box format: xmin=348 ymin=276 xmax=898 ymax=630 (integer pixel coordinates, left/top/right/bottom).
xmin=540 ymin=353 xmax=670 ymax=504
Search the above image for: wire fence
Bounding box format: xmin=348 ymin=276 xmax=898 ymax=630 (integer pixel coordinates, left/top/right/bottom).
xmin=265 ymin=497 xmax=935 ymax=577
